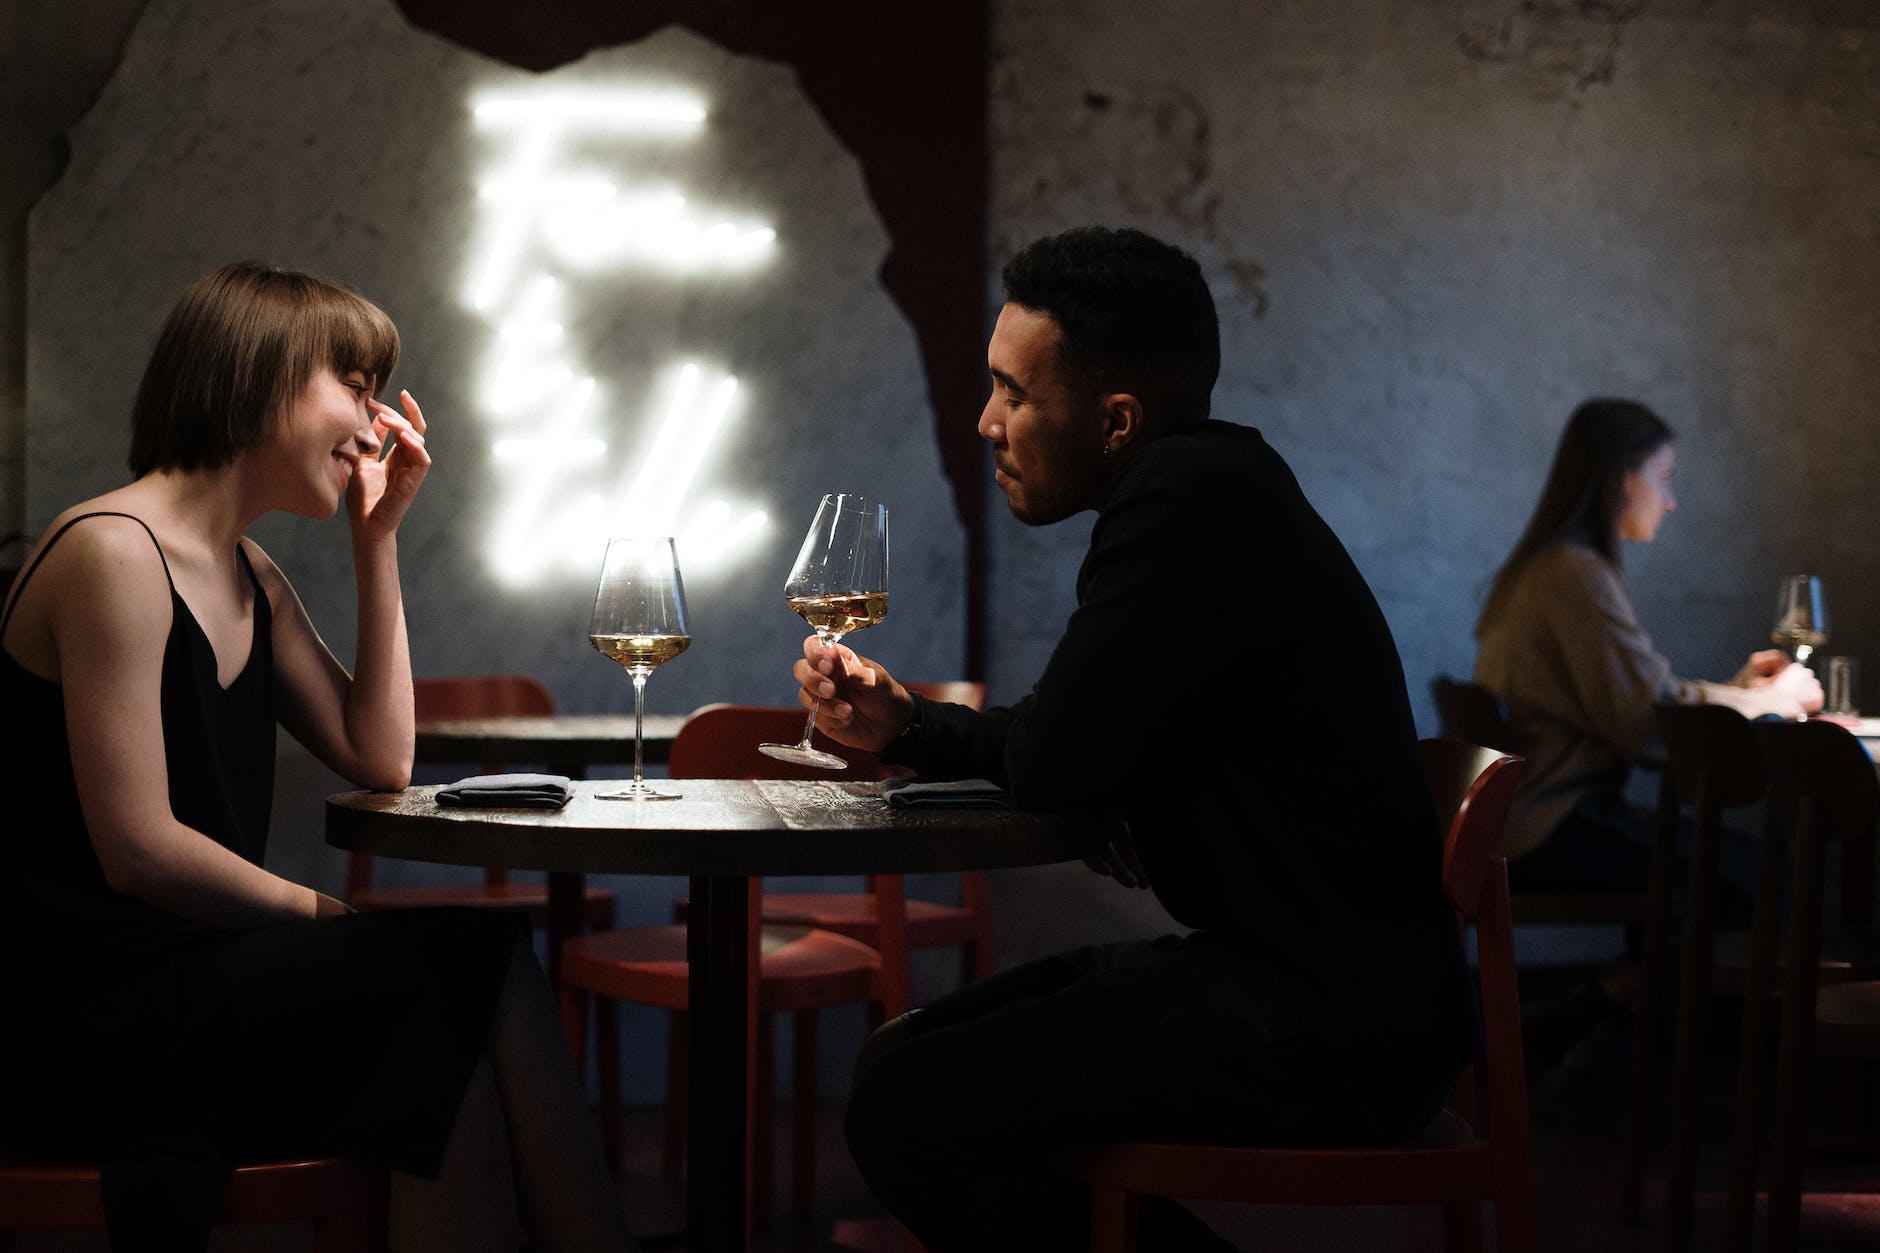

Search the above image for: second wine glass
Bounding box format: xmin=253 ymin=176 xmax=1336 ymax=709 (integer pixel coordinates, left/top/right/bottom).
xmin=759 ymin=493 xmax=889 ymax=769
xmin=1771 ymin=574 xmax=1829 ymax=664
xmin=589 ymin=536 xmax=692 ymax=800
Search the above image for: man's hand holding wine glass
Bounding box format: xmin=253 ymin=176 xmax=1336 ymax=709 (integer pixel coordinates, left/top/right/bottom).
xmin=787 ymin=636 xmax=912 ymax=753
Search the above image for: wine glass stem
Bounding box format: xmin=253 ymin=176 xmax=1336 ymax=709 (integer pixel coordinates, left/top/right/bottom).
xmin=799 ymin=630 xmax=842 ymax=748
xmin=632 ymin=670 xmax=649 ymax=786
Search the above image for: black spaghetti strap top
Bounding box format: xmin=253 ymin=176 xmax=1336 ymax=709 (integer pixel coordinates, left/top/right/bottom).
xmin=0 ymin=512 xmax=276 ymax=970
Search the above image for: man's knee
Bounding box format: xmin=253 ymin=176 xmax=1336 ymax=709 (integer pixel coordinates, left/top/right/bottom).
xmin=852 ymin=1008 xmax=923 ymax=1087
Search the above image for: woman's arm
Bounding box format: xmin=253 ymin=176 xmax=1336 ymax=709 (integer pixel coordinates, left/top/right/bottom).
xmin=52 ymin=518 xmax=342 ymax=926
xmin=269 ymin=391 xmax=430 ymax=791
xmin=1694 ymin=654 xmax=1822 ymax=717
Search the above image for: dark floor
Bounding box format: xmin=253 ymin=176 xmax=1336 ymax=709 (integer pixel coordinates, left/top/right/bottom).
xmin=618 ymin=978 xmax=1880 ymax=1253
xmin=12 ymin=978 xmax=1875 ymax=1251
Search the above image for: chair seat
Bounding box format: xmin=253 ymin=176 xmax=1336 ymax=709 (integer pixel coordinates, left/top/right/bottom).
xmin=561 ymin=923 xmax=883 ymax=1013
xmin=0 ymin=1151 xmax=384 ymax=1236
xmin=1706 ymin=925 xmax=1880 ymax=990
xmin=736 ymin=892 xmax=975 ymax=944
xmin=352 ymin=881 xmax=616 ymax=925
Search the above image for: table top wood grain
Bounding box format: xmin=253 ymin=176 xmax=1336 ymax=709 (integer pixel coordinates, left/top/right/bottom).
xmin=327 ymin=778 xmax=1110 ymax=878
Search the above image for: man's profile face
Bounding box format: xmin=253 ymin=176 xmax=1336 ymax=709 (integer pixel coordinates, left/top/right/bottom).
xmin=977 ymin=303 xmax=1109 ymax=526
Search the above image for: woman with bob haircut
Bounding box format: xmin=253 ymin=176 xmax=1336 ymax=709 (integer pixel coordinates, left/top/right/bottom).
xmin=1471 ymin=396 xmax=1819 ymax=1084
xmin=0 ymin=261 xmax=638 ymax=1252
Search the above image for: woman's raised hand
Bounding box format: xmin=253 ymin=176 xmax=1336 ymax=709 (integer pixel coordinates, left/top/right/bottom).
xmin=348 ymin=388 xmax=430 ymax=541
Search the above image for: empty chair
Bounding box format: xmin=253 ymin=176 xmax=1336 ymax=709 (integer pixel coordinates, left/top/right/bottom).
xmin=1054 ymin=739 xmax=1535 ymax=1253
xmin=346 ymin=674 xmax=617 ymax=934
xmin=1619 ymin=702 xmax=1767 ymax=1239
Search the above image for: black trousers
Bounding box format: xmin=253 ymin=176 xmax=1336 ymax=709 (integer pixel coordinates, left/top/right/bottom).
xmin=844 ymin=933 xmax=1453 ymax=1253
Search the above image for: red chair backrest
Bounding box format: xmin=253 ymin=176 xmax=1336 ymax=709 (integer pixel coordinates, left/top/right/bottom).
xmin=667 ymin=704 xmax=907 ymax=781
xmin=905 ymin=680 xmax=987 ymax=710
xmin=412 ymin=674 xmax=555 ymax=719
xmin=1423 ymin=738 xmax=1523 ymax=917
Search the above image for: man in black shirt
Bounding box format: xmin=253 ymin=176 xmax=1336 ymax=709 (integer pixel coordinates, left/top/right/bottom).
xmin=787 ymin=225 xmax=1474 ymax=1252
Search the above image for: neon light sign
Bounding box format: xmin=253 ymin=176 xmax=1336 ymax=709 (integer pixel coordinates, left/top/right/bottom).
xmin=466 ymin=86 xmax=776 ymax=585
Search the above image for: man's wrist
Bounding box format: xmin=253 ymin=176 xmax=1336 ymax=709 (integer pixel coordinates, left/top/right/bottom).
xmin=897 ymin=693 xmax=924 ymax=740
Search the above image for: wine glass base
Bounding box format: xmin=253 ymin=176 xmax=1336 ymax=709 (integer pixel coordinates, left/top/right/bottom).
xmin=596 ymin=783 xmax=683 ymax=801
xmin=757 ymin=742 xmax=849 ymax=770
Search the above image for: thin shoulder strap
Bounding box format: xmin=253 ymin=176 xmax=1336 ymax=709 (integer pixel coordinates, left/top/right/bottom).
xmin=0 ymin=511 xmax=173 ymax=638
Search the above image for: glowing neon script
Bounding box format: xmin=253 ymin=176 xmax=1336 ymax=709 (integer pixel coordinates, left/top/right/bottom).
xmin=466 ymin=86 xmax=775 ymax=585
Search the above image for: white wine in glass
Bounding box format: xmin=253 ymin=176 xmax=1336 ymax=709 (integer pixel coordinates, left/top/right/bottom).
xmin=759 ymin=493 xmax=889 ymax=769
xmin=589 ymin=536 xmax=692 ymax=800
xmin=1771 ymin=574 xmax=1829 ymax=664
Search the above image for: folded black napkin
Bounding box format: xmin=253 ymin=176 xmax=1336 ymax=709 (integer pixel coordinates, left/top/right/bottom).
xmin=881 ymin=777 xmax=1011 ymax=808
xmin=436 ymin=773 xmax=573 ymax=809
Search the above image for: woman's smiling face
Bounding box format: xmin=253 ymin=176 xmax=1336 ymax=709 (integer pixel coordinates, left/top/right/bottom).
xmin=252 ymin=366 xmax=381 ymax=518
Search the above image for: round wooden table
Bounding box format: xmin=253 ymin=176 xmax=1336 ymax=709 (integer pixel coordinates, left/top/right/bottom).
xmin=326 ymin=777 xmax=1108 ymax=1253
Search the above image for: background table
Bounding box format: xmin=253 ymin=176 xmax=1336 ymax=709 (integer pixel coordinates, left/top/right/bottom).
xmin=326 ymin=777 xmax=1109 ymax=1253
xmin=416 ymin=712 xmax=690 ymax=771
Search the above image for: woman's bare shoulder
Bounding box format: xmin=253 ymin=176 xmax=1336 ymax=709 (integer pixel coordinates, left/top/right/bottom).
xmin=31 ymin=501 xmax=167 ymax=577
xmin=4 ymin=500 xmax=172 ymax=676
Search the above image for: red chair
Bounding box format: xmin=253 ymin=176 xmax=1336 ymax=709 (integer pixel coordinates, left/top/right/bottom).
xmin=1054 ymin=738 xmax=1535 ymax=1253
xmin=345 ymin=674 xmax=616 ymax=933
xmin=0 ymin=1153 xmax=388 ymax=1252
xmin=559 ymin=704 xmax=912 ymax=1221
xmin=1430 ymin=675 xmax=1653 ymax=928
xmin=1722 ymin=717 xmax=1880 ymax=1253
xmin=752 ymin=681 xmax=996 ymax=986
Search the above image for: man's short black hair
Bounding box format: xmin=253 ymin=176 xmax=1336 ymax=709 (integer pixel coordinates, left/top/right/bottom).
xmin=1000 ymin=226 xmax=1220 ymax=430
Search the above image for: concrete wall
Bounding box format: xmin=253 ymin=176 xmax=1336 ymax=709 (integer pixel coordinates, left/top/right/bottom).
xmin=5 ymin=0 xmax=1877 ymax=1107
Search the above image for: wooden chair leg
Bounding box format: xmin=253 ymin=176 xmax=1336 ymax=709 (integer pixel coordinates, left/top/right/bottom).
xmin=1723 ymin=807 xmax=1792 ymax=1253
xmin=1620 ymin=771 xmax=1684 ymax=1226
xmin=1664 ymin=791 xmax=1726 ymax=1253
xmin=662 ymin=1010 xmax=689 ymax=1178
xmin=560 ymin=974 xmax=590 ymax=1072
xmin=1439 ymin=1199 xmax=1482 ymax=1253
xmin=754 ymin=1013 xmax=777 ymax=1223
xmin=1089 ymin=1184 xmax=1138 ymax=1253
xmin=1764 ymin=825 xmax=1828 ymax=1253
xmin=793 ymin=1008 xmax=819 ymax=1219
xmin=597 ymin=994 xmax=621 ymax=1176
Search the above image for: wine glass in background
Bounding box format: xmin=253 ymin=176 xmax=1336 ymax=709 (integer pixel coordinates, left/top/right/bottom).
xmin=588 ymin=536 xmax=692 ymax=800
xmin=759 ymin=493 xmax=889 ymax=769
xmin=1771 ymin=574 xmax=1829 ymax=665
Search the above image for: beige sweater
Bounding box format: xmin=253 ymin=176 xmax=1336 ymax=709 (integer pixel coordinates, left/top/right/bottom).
xmin=1473 ymin=543 xmax=1704 ymax=860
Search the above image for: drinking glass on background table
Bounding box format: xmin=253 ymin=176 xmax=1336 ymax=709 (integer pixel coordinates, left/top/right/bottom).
xmin=1771 ymin=574 xmax=1829 ymax=664
xmin=759 ymin=493 xmax=889 ymax=769
xmin=1826 ymin=656 xmax=1860 ymax=720
xmin=588 ymin=536 xmax=692 ymax=800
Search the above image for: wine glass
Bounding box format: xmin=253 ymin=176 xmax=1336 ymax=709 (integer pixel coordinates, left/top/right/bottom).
xmin=759 ymin=493 xmax=889 ymax=769
xmin=588 ymin=536 xmax=692 ymax=800
xmin=1771 ymin=574 xmax=1829 ymax=665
